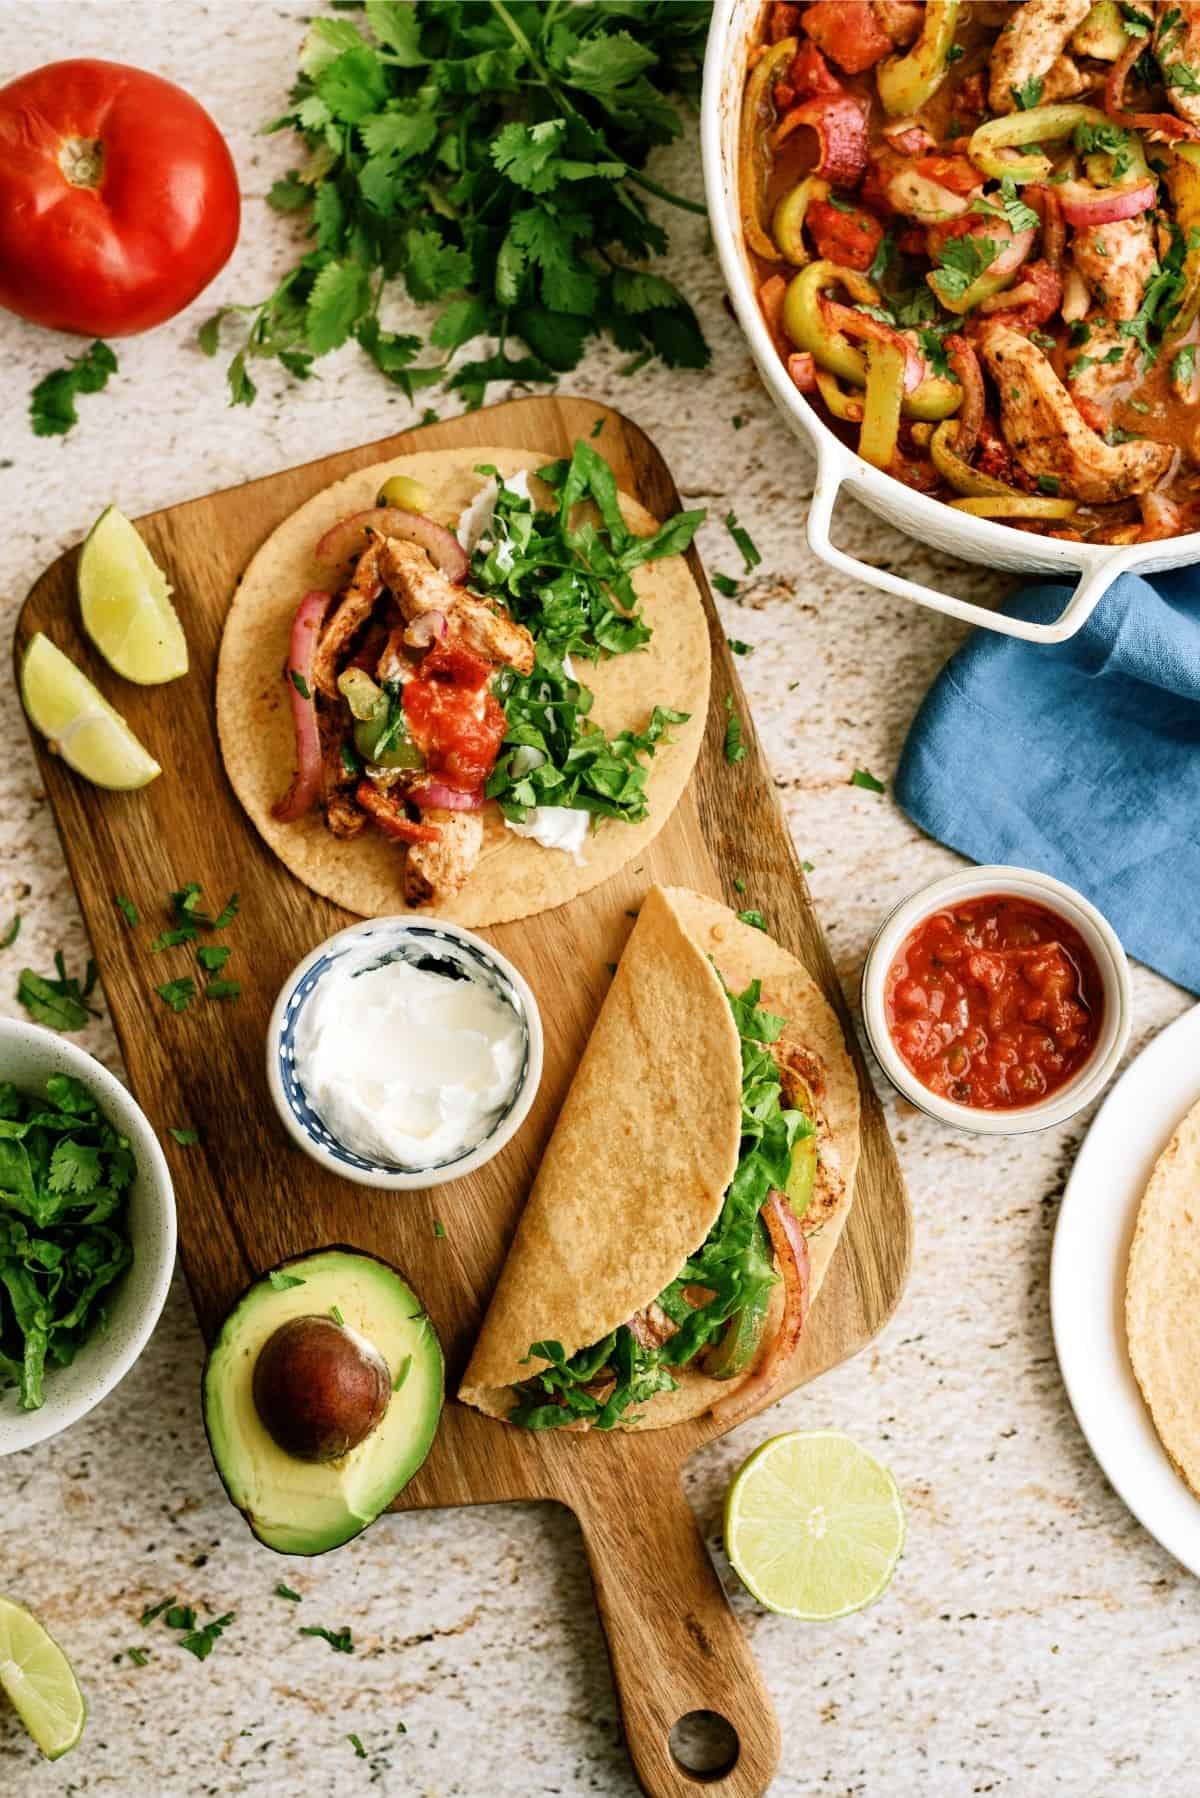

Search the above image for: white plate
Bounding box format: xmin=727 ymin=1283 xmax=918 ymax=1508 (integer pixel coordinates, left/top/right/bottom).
xmin=1051 ymin=1002 xmax=1200 ymax=1576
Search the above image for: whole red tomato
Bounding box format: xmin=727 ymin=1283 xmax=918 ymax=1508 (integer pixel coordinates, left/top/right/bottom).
xmin=0 ymin=58 xmax=240 ymax=337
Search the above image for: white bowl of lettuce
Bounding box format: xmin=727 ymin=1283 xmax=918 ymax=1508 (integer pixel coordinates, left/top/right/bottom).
xmin=0 ymin=1019 xmax=176 ymax=1455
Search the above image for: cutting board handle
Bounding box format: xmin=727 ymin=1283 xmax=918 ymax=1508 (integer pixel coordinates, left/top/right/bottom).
xmin=572 ymin=1461 xmax=780 ymax=1797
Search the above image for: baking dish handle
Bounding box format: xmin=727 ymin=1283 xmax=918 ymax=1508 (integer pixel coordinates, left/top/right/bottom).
xmin=806 ymin=451 xmax=1139 ymax=644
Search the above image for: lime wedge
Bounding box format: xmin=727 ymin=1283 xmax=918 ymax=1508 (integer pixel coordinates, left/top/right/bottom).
xmin=21 ymin=633 xmax=160 ymax=790
xmin=0 ymin=1596 xmax=86 ymax=1760
xmin=724 ymin=1431 xmax=904 ymax=1621
xmin=78 ymin=505 xmax=187 ymax=684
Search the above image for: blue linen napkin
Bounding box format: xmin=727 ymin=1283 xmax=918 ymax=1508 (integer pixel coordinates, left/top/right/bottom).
xmin=895 ymin=571 xmax=1200 ymax=995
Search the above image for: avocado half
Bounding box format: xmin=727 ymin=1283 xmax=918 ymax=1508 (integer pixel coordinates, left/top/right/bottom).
xmin=202 ymin=1246 xmax=443 ymax=1556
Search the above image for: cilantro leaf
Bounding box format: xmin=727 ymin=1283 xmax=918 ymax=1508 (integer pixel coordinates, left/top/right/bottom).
xmin=300 ymin=1624 xmax=355 ymax=1653
xmin=851 ymin=767 xmax=886 ymax=793
xmin=724 ymin=695 xmax=747 ymax=766
xmin=30 ymin=341 xmax=118 ymax=438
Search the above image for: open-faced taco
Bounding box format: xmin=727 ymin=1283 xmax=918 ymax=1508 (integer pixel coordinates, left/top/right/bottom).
xmin=459 ymin=886 xmax=861 ymax=1431
xmin=216 ymin=442 xmax=710 ymax=927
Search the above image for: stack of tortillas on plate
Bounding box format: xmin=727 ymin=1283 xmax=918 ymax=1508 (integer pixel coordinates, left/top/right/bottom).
xmin=1126 ymin=1095 xmax=1200 ymax=1498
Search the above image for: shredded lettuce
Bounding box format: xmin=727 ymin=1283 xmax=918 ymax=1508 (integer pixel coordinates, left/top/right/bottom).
xmin=509 ymin=980 xmax=814 ymax=1429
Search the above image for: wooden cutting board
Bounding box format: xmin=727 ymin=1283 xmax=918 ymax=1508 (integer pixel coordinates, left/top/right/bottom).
xmin=16 ymin=396 xmax=911 ymax=1798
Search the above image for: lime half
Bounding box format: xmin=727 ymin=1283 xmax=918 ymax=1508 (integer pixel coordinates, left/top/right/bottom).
xmin=724 ymin=1431 xmax=905 ymax=1621
xmin=0 ymin=1596 xmax=86 ymax=1760
xmin=78 ymin=505 xmax=187 ymax=684
xmin=21 ymin=633 xmax=160 ymax=790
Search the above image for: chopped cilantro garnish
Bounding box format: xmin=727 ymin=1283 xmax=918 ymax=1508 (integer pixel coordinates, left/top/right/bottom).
xmin=269 ymin=1270 xmax=306 ymax=1290
xmin=168 ymin=1127 xmax=200 ymax=1146
xmin=127 ymin=1647 xmax=149 ymax=1667
xmin=180 ymin=1611 xmax=234 ymax=1661
xmin=203 ymin=979 xmax=242 ymax=1003
xmin=732 ymin=876 xmax=747 ymax=894
xmin=300 ymin=1625 xmax=355 ymax=1654
xmin=349 ymin=1734 xmax=368 ymax=1760
xmin=433 ymin=1219 xmax=446 ymax=1239
xmin=151 ymin=926 xmax=198 ymax=953
xmin=1011 ymin=76 xmax=1044 ymax=110
xmin=197 ymin=945 xmax=231 ymax=973
xmin=726 ymin=638 xmax=753 ymax=656
xmin=1036 ymin=475 xmax=1061 ymax=496
xmin=17 ymin=955 xmax=102 ymax=1032
xmin=115 ymin=895 xmax=139 ymax=927
xmin=289 ymin=669 xmax=311 ymax=700
xmin=30 ymin=340 xmax=118 ymax=438
xmin=140 ymin=1597 xmax=176 ymax=1627
xmin=712 ymin=573 xmax=740 ymax=598
xmin=930 ymin=234 xmax=998 ymax=305
xmin=724 ymin=510 xmax=762 ymax=572
xmin=851 ymin=768 xmax=885 ymax=793
xmin=723 ymin=695 xmax=746 ymax=765
xmin=737 ymin=909 xmax=767 ymax=931
xmin=155 ymin=976 xmax=197 ymax=1014
xmin=275 ymin=1583 xmax=302 ymax=1602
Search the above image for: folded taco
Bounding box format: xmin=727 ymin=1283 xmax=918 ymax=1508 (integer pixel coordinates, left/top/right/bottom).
xmin=216 ymin=441 xmax=710 ymax=928
xmin=460 ymin=886 xmax=861 ymax=1431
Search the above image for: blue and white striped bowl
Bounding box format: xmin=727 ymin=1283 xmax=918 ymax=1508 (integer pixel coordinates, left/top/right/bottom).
xmin=266 ymin=917 xmax=543 ymax=1190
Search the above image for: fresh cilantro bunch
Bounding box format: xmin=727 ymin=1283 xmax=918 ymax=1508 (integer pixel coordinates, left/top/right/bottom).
xmin=0 ymin=1074 xmax=136 ymax=1410
xmin=475 ymin=439 xmax=703 ymax=823
xmin=510 ymin=981 xmax=812 ymax=1429
xmin=205 ymin=0 xmax=712 ymax=407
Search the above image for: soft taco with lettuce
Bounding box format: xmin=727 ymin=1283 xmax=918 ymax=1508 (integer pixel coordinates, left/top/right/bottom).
xmin=216 ymin=441 xmax=710 ymax=928
xmin=459 ymin=886 xmax=861 ymax=1431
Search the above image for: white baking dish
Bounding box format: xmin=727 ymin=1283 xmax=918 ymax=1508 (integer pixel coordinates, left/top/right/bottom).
xmin=701 ymin=0 xmax=1199 ymax=643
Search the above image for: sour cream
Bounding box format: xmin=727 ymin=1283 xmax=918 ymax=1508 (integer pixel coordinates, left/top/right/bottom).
xmin=504 ymin=805 xmax=590 ymax=861
xmin=293 ymin=949 xmax=525 ymax=1168
xmin=456 ymin=468 xmax=534 ymax=555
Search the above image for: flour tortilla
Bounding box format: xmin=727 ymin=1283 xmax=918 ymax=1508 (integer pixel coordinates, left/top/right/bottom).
xmin=459 ymin=885 xmax=861 ymax=1430
xmin=216 ymin=449 xmax=710 ymax=927
xmin=1126 ymin=1095 xmax=1200 ymax=1498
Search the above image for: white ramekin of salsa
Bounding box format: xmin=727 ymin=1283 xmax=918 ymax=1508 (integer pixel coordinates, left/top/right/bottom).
xmin=861 ymin=868 xmax=1132 ymax=1136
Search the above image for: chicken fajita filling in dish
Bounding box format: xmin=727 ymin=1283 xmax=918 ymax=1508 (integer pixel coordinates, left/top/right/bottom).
xmin=741 ymin=0 xmax=1200 ymax=543
xmin=272 ymin=442 xmax=701 ymax=908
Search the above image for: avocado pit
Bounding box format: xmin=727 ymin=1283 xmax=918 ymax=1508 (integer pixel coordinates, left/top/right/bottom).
xmin=252 ymin=1314 xmax=389 ymax=1463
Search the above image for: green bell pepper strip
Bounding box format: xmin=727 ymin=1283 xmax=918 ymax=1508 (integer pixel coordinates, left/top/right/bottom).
xmin=772 ymin=174 xmax=831 ymax=265
xmin=930 ymin=420 xmax=1020 ymax=496
xmin=876 ymin=0 xmax=960 ymax=116
xmin=337 ymin=666 xmax=384 ymax=722
xmin=859 ymin=339 xmax=907 ymax=469
xmin=1072 ymin=0 xmax=1127 ymax=61
xmin=1166 ymin=144 xmax=1200 ymax=341
xmin=740 ymin=37 xmax=797 ymax=261
xmin=968 ymin=104 xmax=1117 ymax=184
xmin=783 ymin=262 xmax=963 ymax=419
xmin=814 ymin=366 xmax=865 ymax=421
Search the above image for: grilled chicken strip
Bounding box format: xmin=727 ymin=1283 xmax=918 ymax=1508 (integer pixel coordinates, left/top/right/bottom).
xmin=1158 ymin=0 xmax=1200 ymax=130
xmin=403 ymin=807 xmax=485 ymax=907
xmin=977 ymin=322 xmax=1174 ymax=501
xmin=312 ymin=542 xmax=383 ymax=698
xmin=988 ymin=0 xmax=1092 ymax=115
xmin=378 ymin=538 xmax=536 ymax=675
xmin=1070 ymin=214 xmax=1157 ymax=319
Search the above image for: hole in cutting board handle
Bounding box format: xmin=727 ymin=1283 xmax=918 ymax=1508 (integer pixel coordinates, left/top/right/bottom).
xmin=668 ymin=1711 xmax=740 ymax=1782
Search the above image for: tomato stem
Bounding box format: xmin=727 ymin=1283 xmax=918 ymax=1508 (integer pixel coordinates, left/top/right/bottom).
xmin=59 ymin=136 xmax=104 ymax=189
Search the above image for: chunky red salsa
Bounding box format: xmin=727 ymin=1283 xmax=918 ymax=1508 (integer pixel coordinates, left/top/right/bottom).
xmin=884 ymin=894 xmax=1104 ymax=1111
xmin=402 ymin=639 xmax=506 ymax=792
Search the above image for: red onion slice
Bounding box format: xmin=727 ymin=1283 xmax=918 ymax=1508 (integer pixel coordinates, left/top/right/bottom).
xmin=714 ymin=1193 xmax=812 ymax=1423
xmin=407 ymin=780 xmax=485 ymax=811
xmin=314 ymin=508 xmax=468 ymax=583
xmin=272 ymin=589 xmax=332 ymax=823
xmin=1058 ymin=178 xmax=1157 ymax=228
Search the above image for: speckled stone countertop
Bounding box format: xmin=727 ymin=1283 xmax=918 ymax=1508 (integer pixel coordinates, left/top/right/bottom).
xmin=0 ymin=6 xmax=1194 ymax=1795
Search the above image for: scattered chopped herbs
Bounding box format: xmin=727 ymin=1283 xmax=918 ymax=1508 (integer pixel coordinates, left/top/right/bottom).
xmin=127 ymin=1647 xmax=149 ymax=1667
xmin=155 ymin=977 xmax=197 ymax=1014
xmin=1068 ymin=342 xmax=1126 ymax=380
xmin=115 ymin=895 xmax=139 ymax=928
xmin=392 ymin=1354 xmax=412 ymax=1392
xmin=478 ymin=447 xmax=698 ymax=826
xmin=1072 ymin=119 xmax=1136 ymax=182
xmin=140 ymin=1597 xmax=177 ymax=1627
xmin=726 ymin=638 xmax=753 ymax=656
xmin=168 ymin=1128 xmax=200 ymax=1147
xmin=349 ymin=1734 xmax=368 ymax=1760
xmin=289 ymin=670 xmax=311 ymax=700
xmin=433 ymin=1219 xmax=446 ymax=1240
xmin=197 ymin=945 xmax=231 ymax=974
xmin=180 ymin=1611 xmax=234 ymax=1662
xmin=300 ymin=1624 xmax=355 ymax=1654
xmin=723 ymin=695 xmax=746 ymax=766
xmin=1162 ymin=60 xmax=1200 ymax=95
xmin=1011 ymin=76 xmax=1044 ymax=110
xmin=275 ymin=1583 xmax=303 ymax=1603
xmin=801 ymin=859 xmax=815 ymax=873
xmin=972 ymin=178 xmax=1039 ymax=237
xmin=737 ymin=909 xmax=767 ymax=931
xmin=268 ymin=1270 xmax=306 ymax=1291
xmin=930 ymin=234 xmax=998 ymax=305
xmin=207 ymin=5 xmax=710 ymax=410
xmin=732 ymin=413 xmax=747 ymax=430
xmin=151 ymin=926 xmax=198 ymax=953
xmin=330 ymin=1304 xmax=346 ymax=1327
xmin=17 ymin=954 xmax=101 ymax=1032
xmin=1036 ymin=475 xmax=1061 ymax=496
xmin=164 ymin=1606 xmax=196 ymax=1632
xmin=509 ymin=980 xmax=812 ymax=1428
xmin=851 ymin=768 xmax=885 ymax=793
xmin=590 ymin=417 xmax=605 ymax=438
xmin=204 ymin=979 xmax=242 ymax=1003
xmin=732 ymin=876 xmax=747 ymax=894
xmin=30 ymin=340 xmax=118 ymax=437
xmin=724 ymin=510 xmax=761 ymax=572
xmin=712 ymin=573 xmax=740 ymax=598
xmin=945 ymin=42 xmax=965 ymax=62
